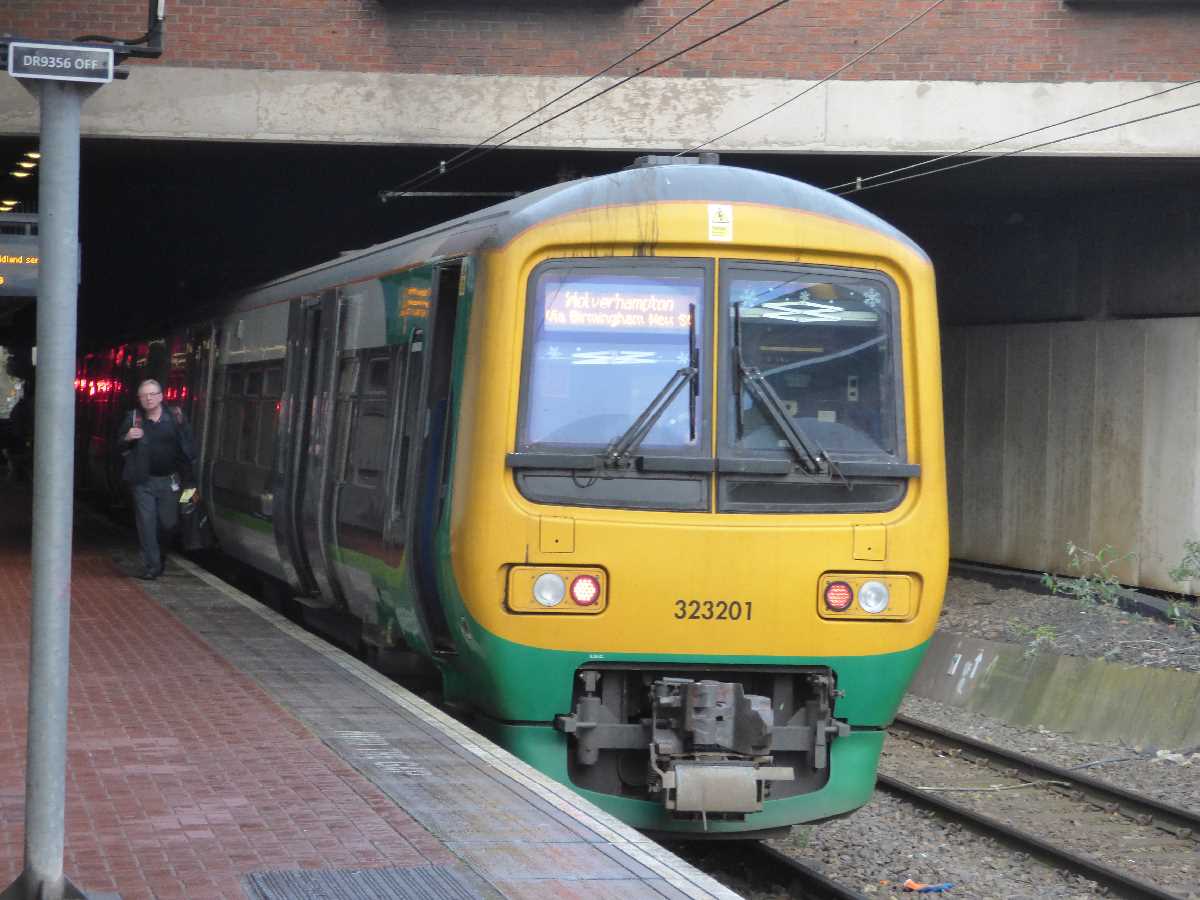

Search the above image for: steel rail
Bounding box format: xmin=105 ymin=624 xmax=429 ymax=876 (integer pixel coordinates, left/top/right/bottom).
xmin=747 ymin=843 xmax=869 ymax=900
xmin=892 ymin=715 xmax=1200 ymax=839
xmin=675 ymin=840 xmax=868 ymax=900
xmin=877 ymin=772 xmax=1185 ymax=900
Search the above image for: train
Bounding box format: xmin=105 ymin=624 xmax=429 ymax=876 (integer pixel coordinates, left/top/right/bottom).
xmin=75 ymin=157 xmax=948 ymax=837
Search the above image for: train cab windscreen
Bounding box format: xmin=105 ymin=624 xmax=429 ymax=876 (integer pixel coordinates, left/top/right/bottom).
xmin=513 ymin=258 xmax=909 ymax=514
xmin=521 ymin=262 xmax=707 ymax=451
xmin=513 ymin=259 xmax=713 ymax=510
xmin=719 ymin=262 xmax=908 ymax=513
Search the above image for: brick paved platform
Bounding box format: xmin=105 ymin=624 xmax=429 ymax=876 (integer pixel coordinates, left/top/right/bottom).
xmin=1 ymin=487 xmax=737 ymax=900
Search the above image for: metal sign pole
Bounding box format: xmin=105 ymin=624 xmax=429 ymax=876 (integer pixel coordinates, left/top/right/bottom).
xmin=2 ymin=9 xmax=165 ymax=898
xmin=1 ymin=77 xmax=94 ymax=900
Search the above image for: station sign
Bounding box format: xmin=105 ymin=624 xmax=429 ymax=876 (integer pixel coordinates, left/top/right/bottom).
xmin=0 ymin=237 xmax=40 ymax=298
xmin=7 ymin=42 xmax=114 ymax=84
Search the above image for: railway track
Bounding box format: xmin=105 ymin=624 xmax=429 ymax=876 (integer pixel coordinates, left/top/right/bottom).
xmin=669 ymin=839 xmax=869 ymax=900
xmin=880 ymin=715 xmax=1200 ymax=900
xmin=891 ymin=715 xmax=1200 ymax=840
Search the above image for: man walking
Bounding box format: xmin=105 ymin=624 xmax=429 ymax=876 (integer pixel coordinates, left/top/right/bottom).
xmin=120 ymin=379 xmax=196 ymax=580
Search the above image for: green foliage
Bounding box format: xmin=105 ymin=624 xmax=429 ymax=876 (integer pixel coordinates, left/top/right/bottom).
xmin=1041 ymin=542 xmax=1132 ymax=609
xmin=1167 ymin=541 xmax=1200 ymax=634
xmin=1042 ymin=541 xmax=1198 ymax=636
xmin=1008 ymin=620 xmax=1058 ymax=656
xmin=1168 ymin=540 xmax=1200 ymax=585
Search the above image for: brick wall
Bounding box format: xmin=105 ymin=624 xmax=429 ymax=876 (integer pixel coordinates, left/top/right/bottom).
xmin=2 ymin=1 xmax=1198 ymax=82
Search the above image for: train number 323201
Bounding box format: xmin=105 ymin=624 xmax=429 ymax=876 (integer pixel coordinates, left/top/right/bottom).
xmin=673 ymin=600 xmax=753 ymax=621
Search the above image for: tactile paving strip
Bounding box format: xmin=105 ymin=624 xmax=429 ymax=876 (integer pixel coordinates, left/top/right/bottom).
xmin=244 ymin=865 xmax=481 ymax=899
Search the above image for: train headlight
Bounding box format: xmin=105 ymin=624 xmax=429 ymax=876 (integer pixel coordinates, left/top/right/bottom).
xmin=570 ymin=575 xmax=601 ymax=606
xmin=857 ymin=580 xmax=890 ymax=614
xmin=824 ymin=581 xmax=854 ymax=612
xmin=508 ymin=566 xmax=607 ymax=614
xmin=818 ymin=574 xmax=915 ymax=620
xmin=532 ymin=573 xmax=566 ymax=607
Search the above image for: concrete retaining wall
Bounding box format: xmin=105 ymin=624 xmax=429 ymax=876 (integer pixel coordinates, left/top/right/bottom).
xmin=943 ymin=318 xmax=1200 ymax=592
xmin=908 ymin=632 xmax=1200 ymax=750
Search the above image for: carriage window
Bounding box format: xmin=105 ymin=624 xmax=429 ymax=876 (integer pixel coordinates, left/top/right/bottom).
xmin=256 ymin=365 xmax=283 ymax=469
xmin=244 ymin=370 xmax=262 ymax=396
xmin=338 ymin=357 xmax=356 ymax=397
xmin=238 ymin=400 xmax=259 ymax=463
xmin=347 ymin=400 xmax=388 ymax=487
xmin=256 ymin=400 xmax=278 ymax=468
xmin=227 ymin=371 xmax=244 ymax=396
xmin=367 ymin=357 xmax=390 ymax=393
xmin=219 ymin=399 xmax=241 ymax=461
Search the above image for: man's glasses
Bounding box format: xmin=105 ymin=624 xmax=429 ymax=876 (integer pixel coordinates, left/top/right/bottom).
xmin=138 ymin=391 xmax=161 ymax=399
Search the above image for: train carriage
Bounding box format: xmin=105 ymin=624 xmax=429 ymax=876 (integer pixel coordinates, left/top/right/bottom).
xmin=78 ymin=157 xmax=948 ymax=836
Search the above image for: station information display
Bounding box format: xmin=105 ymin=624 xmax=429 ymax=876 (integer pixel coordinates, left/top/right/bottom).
xmin=0 ymin=237 xmax=39 ymax=298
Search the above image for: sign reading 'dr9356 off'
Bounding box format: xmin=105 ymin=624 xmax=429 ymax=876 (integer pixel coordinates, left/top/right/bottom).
xmin=8 ymin=42 xmax=114 ymax=84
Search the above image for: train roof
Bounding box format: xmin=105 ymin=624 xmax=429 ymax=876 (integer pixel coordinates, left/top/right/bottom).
xmin=232 ymin=163 xmax=924 ymax=313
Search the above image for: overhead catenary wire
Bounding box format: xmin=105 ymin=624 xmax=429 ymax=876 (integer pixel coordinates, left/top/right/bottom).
xmin=835 ymin=96 xmax=1200 ymax=195
xmin=381 ymin=0 xmax=721 ymax=201
xmin=385 ymin=0 xmax=793 ymax=199
xmin=675 ymin=0 xmax=951 ymax=159
xmin=826 ymin=78 xmax=1200 ymax=193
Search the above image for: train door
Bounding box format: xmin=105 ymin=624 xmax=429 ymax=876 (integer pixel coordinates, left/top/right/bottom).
xmin=192 ymin=325 xmax=218 ymax=501
xmin=388 ymin=261 xmax=464 ymax=654
xmin=282 ymin=291 xmax=345 ymax=608
xmin=323 ymin=343 xmax=403 ymax=626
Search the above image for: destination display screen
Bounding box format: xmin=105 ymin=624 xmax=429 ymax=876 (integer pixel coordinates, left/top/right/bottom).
xmin=537 ymin=272 xmax=699 ymax=334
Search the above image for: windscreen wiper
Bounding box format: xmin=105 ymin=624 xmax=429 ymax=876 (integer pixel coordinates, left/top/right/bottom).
xmin=605 ymin=304 xmax=699 ymax=468
xmin=733 ymin=301 xmax=829 ymax=477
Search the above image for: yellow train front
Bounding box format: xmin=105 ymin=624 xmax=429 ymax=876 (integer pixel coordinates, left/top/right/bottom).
xmin=437 ymin=158 xmax=948 ymax=836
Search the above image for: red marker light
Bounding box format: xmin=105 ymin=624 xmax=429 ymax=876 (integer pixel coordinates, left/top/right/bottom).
xmin=824 ymin=581 xmax=853 ymax=612
xmin=569 ymin=575 xmax=600 ymax=606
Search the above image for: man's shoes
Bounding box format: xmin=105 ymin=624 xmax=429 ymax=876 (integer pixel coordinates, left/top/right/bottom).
xmin=137 ymin=568 xmax=159 ymax=581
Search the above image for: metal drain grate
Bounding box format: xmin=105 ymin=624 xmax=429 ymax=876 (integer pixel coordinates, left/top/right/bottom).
xmin=244 ymin=866 xmax=482 ymax=900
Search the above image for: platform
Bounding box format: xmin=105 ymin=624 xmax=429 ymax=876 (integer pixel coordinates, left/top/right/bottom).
xmin=0 ymin=488 xmax=738 ymax=899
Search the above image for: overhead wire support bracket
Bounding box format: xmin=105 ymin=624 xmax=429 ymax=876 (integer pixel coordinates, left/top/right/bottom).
xmin=73 ymin=0 xmax=166 ymax=59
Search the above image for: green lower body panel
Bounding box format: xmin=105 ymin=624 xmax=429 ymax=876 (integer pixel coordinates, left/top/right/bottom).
xmin=482 ymin=720 xmax=884 ymax=835
xmin=451 ymin=637 xmax=932 ymax=727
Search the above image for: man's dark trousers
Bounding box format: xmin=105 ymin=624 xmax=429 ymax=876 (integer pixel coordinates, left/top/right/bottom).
xmin=133 ymin=474 xmax=179 ymax=574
